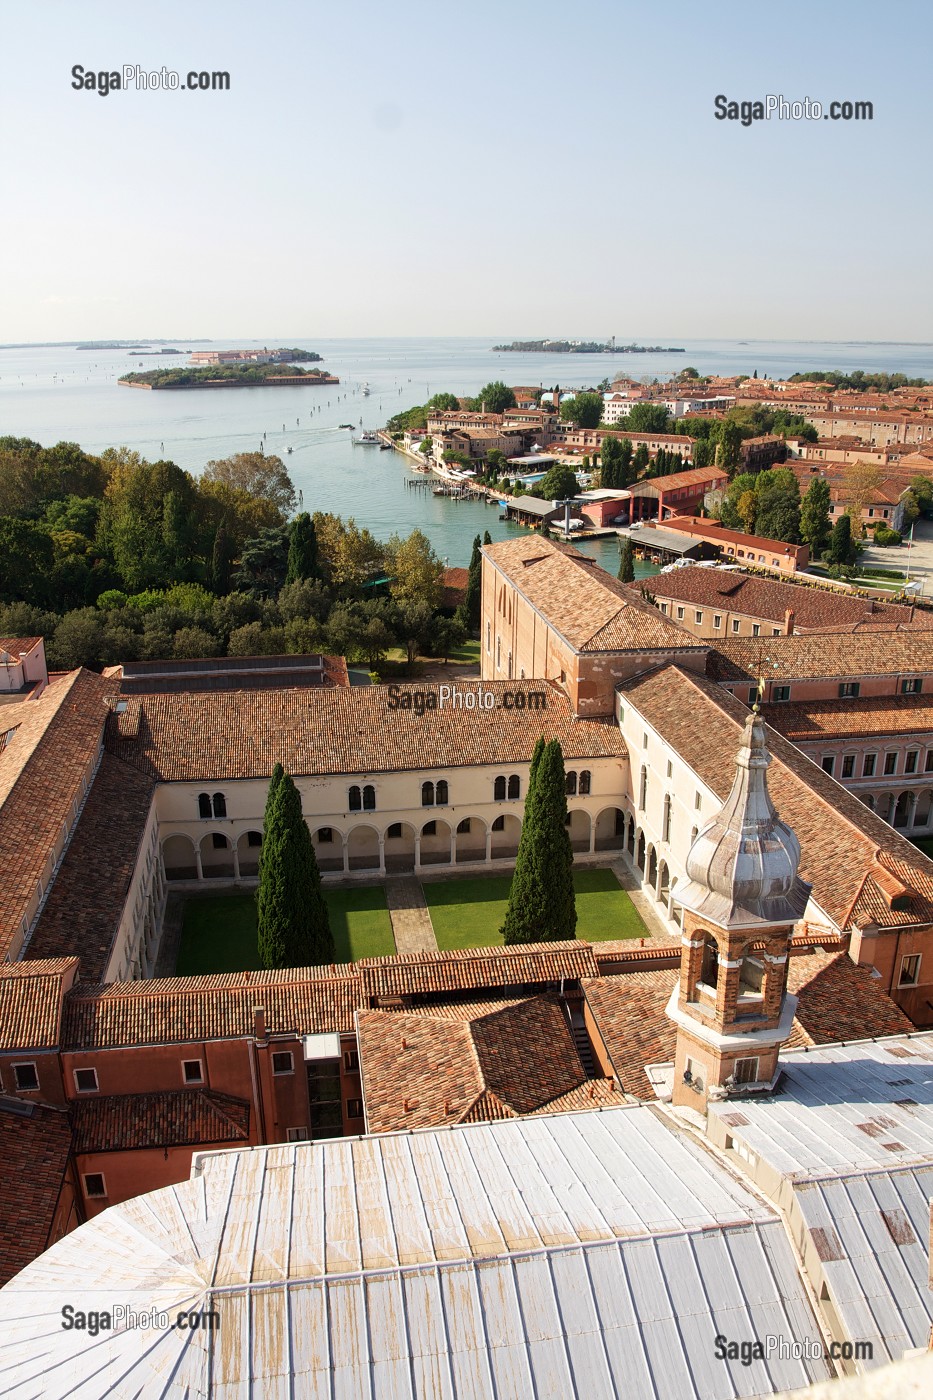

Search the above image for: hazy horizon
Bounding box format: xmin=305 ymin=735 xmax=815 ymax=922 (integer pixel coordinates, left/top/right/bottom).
xmin=2 ymin=0 xmax=931 ymax=342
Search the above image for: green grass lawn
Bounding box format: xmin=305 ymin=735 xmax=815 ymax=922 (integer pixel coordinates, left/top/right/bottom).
xmin=175 ymin=887 xmax=395 ymax=974
xmin=424 ymin=868 xmax=649 ymax=951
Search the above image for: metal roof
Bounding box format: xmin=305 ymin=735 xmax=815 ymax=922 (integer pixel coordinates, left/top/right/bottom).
xmin=0 ymin=1106 xmax=832 ymax=1397
xmin=708 ymin=1033 xmax=933 ymax=1176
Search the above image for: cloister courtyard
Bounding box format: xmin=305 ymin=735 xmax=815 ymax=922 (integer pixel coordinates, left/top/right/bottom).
xmin=173 ymin=866 xmax=652 ymax=975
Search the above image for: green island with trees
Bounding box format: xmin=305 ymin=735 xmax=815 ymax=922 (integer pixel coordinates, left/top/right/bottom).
xmin=492 ymin=339 xmax=685 ymax=354
xmin=119 ymin=362 xmax=336 ymax=390
xmin=786 ymin=370 xmax=932 ymax=391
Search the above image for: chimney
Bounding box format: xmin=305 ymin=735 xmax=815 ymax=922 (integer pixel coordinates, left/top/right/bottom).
xmin=253 ymin=1005 xmax=266 ymax=1041
xmin=784 ymin=609 xmax=795 ymax=636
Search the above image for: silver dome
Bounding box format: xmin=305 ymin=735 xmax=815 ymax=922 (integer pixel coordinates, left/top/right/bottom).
xmin=676 ymin=712 xmax=811 ymax=928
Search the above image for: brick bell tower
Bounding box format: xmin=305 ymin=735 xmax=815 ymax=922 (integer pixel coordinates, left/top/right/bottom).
xmin=668 ymin=710 xmax=811 ymax=1112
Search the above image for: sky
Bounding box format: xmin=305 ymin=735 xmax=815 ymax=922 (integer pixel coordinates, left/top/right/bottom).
xmin=1 ymin=0 xmax=931 ymax=343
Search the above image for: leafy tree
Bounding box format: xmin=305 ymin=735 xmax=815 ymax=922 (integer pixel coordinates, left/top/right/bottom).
xmin=826 ymin=511 xmax=857 ymax=566
xmin=202 ymin=452 xmax=296 ymax=519
xmin=753 ymin=468 xmax=800 ymax=543
xmin=425 ymin=392 xmax=460 ymax=412
xmin=633 ymin=444 xmax=649 ymax=475
xmin=162 ymin=490 xmax=193 ymax=580
xmin=257 ymin=766 xmax=334 ymax=969
xmin=46 ymin=608 xmax=105 ymax=670
xmin=599 ymin=435 xmax=625 ymax=490
xmin=396 ymin=598 xmax=435 ymax=671
xmin=678 ymin=367 xmax=700 ymax=380
xmin=843 ymin=460 xmax=883 ymax=537
xmin=799 ymin=477 xmax=832 ymax=558
xmin=312 ymin=513 xmax=386 ymax=590
xmin=471 ymin=381 xmax=516 ymax=414
xmin=693 ymin=437 xmax=715 ymax=470
xmin=228 ymin=621 xmax=287 ymax=655
xmin=538 ymin=463 xmax=580 ymax=500
xmin=483 ymin=530 xmax=492 ymax=545
xmin=501 ymin=739 xmax=576 ymax=944
xmin=430 ymin=613 xmax=467 ymax=662
xmin=211 ymin=521 xmax=234 ymax=594
xmin=464 ymin=534 xmax=482 ymax=630
xmin=234 ymin=527 xmax=290 ymax=598
xmin=718 ymin=473 xmax=758 ymax=532
xmin=0 ymin=518 xmax=55 ymax=605
xmin=617 ymin=402 xmax=670 ymax=434
xmin=716 ymin=421 xmax=744 ymax=476
xmin=286 ymin=512 xmax=318 ymax=584
xmin=97 ymin=456 xmax=200 ymax=592
xmin=559 ymin=392 xmax=603 ymax=429
xmin=418 ymin=437 xmax=433 ymax=455
xmin=278 ymin=577 xmax=331 ymax=623
xmin=618 ymin=537 xmax=635 ymax=583
xmin=387 ymin=528 xmax=443 ymax=608
xmin=172 ymin=626 xmax=221 ymax=658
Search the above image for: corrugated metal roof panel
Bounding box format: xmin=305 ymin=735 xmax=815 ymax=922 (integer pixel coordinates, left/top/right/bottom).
xmin=0 ymin=1106 xmax=834 ymax=1397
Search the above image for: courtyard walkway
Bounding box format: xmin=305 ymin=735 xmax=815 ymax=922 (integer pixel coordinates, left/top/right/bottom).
xmin=385 ymin=876 xmax=439 ymax=954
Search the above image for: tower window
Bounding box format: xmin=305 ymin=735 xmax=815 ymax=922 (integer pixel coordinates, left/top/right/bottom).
xmin=733 ymin=1056 xmax=759 ymax=1086
xmin=700 ymin=935 xmax=719 ymax=989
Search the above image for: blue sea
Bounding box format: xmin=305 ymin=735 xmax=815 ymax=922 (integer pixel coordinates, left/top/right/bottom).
xmin=2 ymin=336 xmax=931 ymax=569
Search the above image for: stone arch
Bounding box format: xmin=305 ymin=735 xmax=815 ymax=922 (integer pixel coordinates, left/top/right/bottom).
xmin=647 ymin=845 xmax=658 ymax=890
xmin=455 ymin=815 xmax=487 ymax=864
xmin=699 ymin=932 xmax=719 ymax=990
xmin=199 ymin=831 xmax=234 ymax=879
xmin=627 ymin=813 xmax=636 ymax=856
xmin=419 ymin=817 xmax=452 ymax=866
xmin=566 ymin=808 xmax=591 ymax=854
xmin=659 ymin=860 xmax=671 ymax=901
xmin=914 ymin=789 xmax=933 ymax=827
xmin=312 ymin=825 xmax=344 ymax=873
xmin=893 ymin=791 xmax=913 ymax=828
xmin=490 ymin=812 xmax=522 ymax=860
xmin=594 ymin=806 xmax=626 ymax=852
xmin=236 ymin=829 xmax=264 ymax=878
xmin=346 ymin=823 xmax=380 ymax=871
xmin=162 ymin=833 xmax=197 ymax=881
xmin=636 ymin=830 xmax=646 ymax=872
xmin=384 ymin=820 xmax=417 ymax=874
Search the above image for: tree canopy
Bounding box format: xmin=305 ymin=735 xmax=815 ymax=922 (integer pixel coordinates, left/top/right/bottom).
xmin=257 ymin=765 xmax=334 ymax=969
xmin=500 ymin=740 xmax=576 ymax=944
xmin=471 ymin=381 xmax=516 ymax=414
xmin=559 ymin=392 xmax=603 ymax=429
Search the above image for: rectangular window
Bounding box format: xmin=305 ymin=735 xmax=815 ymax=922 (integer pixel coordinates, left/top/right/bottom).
xmin=676 ymin=606 xmax=685 ymax=620
xmin=752 ymin=624 xmax=760 ymax=637
xmin=272 ymin=1052 xmax=294 ymax=1076
xmin=183 ymin=1059 xmax=204 ymax=1085
xmin=905 ymin=750 xmax=919 ymax=774
xmin=660 ymin=602 xmax=669 ymax=615
xmin=347 ymin=1098 xmax=364 ymax=1119
xmin=666 ymin=761 xmax=672 ymax=778
xmin=821 ymin=756 xmax=835 ymax=776
xmin=773 ymin=685 xmax=790 ymax=703
xmin=899 ymin=954 xmax=921 ymax=987
xmin=13 ymin=1063 xmax=39 ymax=1092
xmin=733 ymin=1057 xmax=759 ymax=1086
xmin=695 ymin=791 xmax=702 ymax=810
xmin=695 ymin=611 xmax=703 ymax=624
xmin=841 ymin=755 xmax=855 ymax=778
xmin=73 ymin=1068 xmax=99 ymax=1094
xmin=83 ymin=1173 xmax=107 ymax=1199
xmin=884 ymin=752 xmax=898 ymax=776
xmin=285 ymin=1127 xmax=309 ymax=1142
xmin=713 ymin=614 xmax=722 ymax=629
xmin=901 ymin=678 xmax=923 ymax=695
xmin=343 ymin=1049 xmax=359 ymax=1073
xmin=772 ymin=628 xmax=781 ymax=636
xmin=926 ymin=751 xmax=933 ymax=773
xmin=731 ymin=619 xmax=740 ymax=633
xmin=863 ymin=753 xmax=876 ymax=777
xmin=838 ymin=682 xmax=860 ymax=698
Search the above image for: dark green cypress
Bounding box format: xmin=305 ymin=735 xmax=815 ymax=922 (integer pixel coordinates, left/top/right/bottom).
xmin=211 ymin=519 xmax=233 ymax=594
xmin=500 ymin=739 xmax=576 ymax=944
xmin=618 ymin=536 xmax=635 ymax=583
xmin=464 ymin=534 xmax=482 ymax=630
xmin=257 ymin=765 xmax=334 ymax=968
xmin=286 ymin=512 xmax=318 ymax=584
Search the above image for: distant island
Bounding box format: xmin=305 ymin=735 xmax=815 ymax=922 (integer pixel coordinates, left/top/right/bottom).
xmin=77 ymin=340 xmax=198 ymax=350
xmin=119 ymin=363 xmax=339 ymax=390
xmin=493 ymin=339 xmax=685 ymax=354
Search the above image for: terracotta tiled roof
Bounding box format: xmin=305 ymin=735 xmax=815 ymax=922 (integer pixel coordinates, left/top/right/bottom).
xmin=358 ymin=941 xmax=599 ymax=1000
xmin=583 ymin=952 xmax=915 ymax=1098
xmin=762 ymin=694 xmax=933 ymax=742
xmin=26 ymin=755 xmax=155 ymax=982
xmin=0 ymin=670 xmax=111 ymax=960
xmin=356 ymin=995 xmax=621 ymax=1134
xmin=646 ymin=567 xmax=919 ymax=631
xmin=483 ymin=536 xmax=706 ymax=654
xmin=629 ymin=466 xmax=726 ymax=495
xmin=0 ymin=637 xmax=41 ymax=659
xmin=659 ymin=518 xmax=806 ymax=559
xmin=441 ymin=567 xmax=469 ymax=610
xmin=620 ymin=664 xmax=933 ymax=932
xmin=70 ymin=1089 xmax=251 ymax=1153
xmin=105 ymin=679 xmax=626 ymax=782
xmin=0 ymin=959 xmax=78 ymax=1051
xmin=62 ymin=965 xmax=362 ymax=1050
xmin=0 ymin=1099 xmax=72 ymax=1286
xmin=708 ymin=631 xmax=933 ymax=683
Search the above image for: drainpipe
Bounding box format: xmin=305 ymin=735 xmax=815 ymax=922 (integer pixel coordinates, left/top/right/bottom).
xmin=249 ymin=1005 xmax=268 ymax=1143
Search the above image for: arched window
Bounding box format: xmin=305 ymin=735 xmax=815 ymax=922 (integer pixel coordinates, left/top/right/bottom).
xmin=212 ymin=793 xmax=226 ymax=819
xmin=457 ymin=818 xmax=471 ymax=834
xmin=491 ymin=815 xmax=505 ymax=832
xmin=566 ymin=771 xmax=577 ymax=797
xmin=422 ymin=781 xmax=435 ymax=807
xmin=578 ymin=770 xmax=591 ymax=795
xmin=662 ymin=794 xmax=671 ymax=843
xmin=494 ymin=775 xmax=506 ymax=801
xmin=700 ymin=935 xmax=719 ymax=989
xmin=363 ymin=785 xmax=376 ymax=811
xmin=739 ymin=947 xmax=765 ymax=996
xmin=348 ymin=786 xmax=362 ymax=812
xmin=436 ymin=780 xmax=448 ymax=805
xmin=198 ymin=793 xmax=211 ymax=819
xmin=507 ymin=774 xmax=520 ymax=800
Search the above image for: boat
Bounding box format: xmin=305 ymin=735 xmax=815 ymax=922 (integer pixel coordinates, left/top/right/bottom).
xmin=379 ymin=442 xmax=393 ymax=451
xmin=362 ymin=383 xmax=371 ymax=396
xmin=286 ymin=446 xmax=293 ymax=454
xmin=353 ymin=431 xmax=380 ymax=445
xmin=338 ymin=423 xmax=354 ymax=430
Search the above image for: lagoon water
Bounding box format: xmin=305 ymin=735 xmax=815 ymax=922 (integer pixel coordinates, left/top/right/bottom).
xmin=2 ymin=336 xmax=932 ymax=568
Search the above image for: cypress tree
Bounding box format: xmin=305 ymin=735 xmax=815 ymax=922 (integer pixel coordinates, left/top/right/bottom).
xmin=286 ymin=512 xmax=318 ymax=584
xmin=826 ymin=511 xmax=855 ymax=566
xmin=500 ymin=739 xmax=576 ymax=944
xmin=464 ymin=533 xmax=482 ymax=630
xmin=257 ymin=765 xmax=334 ymax=969
xmin=211 ymin=520 xmax=233 ymax=594
xmin=618 ymin=536 xmax=635 ymax=583
xmin=483 ymin=529 xmax=492 ymax=545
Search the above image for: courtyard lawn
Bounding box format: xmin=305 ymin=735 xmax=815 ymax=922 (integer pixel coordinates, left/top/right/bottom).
xmin=176 ymin=887 xmax=395 ymax=974
xmin=424 ymin=868 xmax=649 ymax=951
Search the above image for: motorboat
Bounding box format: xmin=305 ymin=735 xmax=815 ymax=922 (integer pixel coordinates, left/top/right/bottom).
xmin=354 ymin=431 xmax=380 ymax=445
